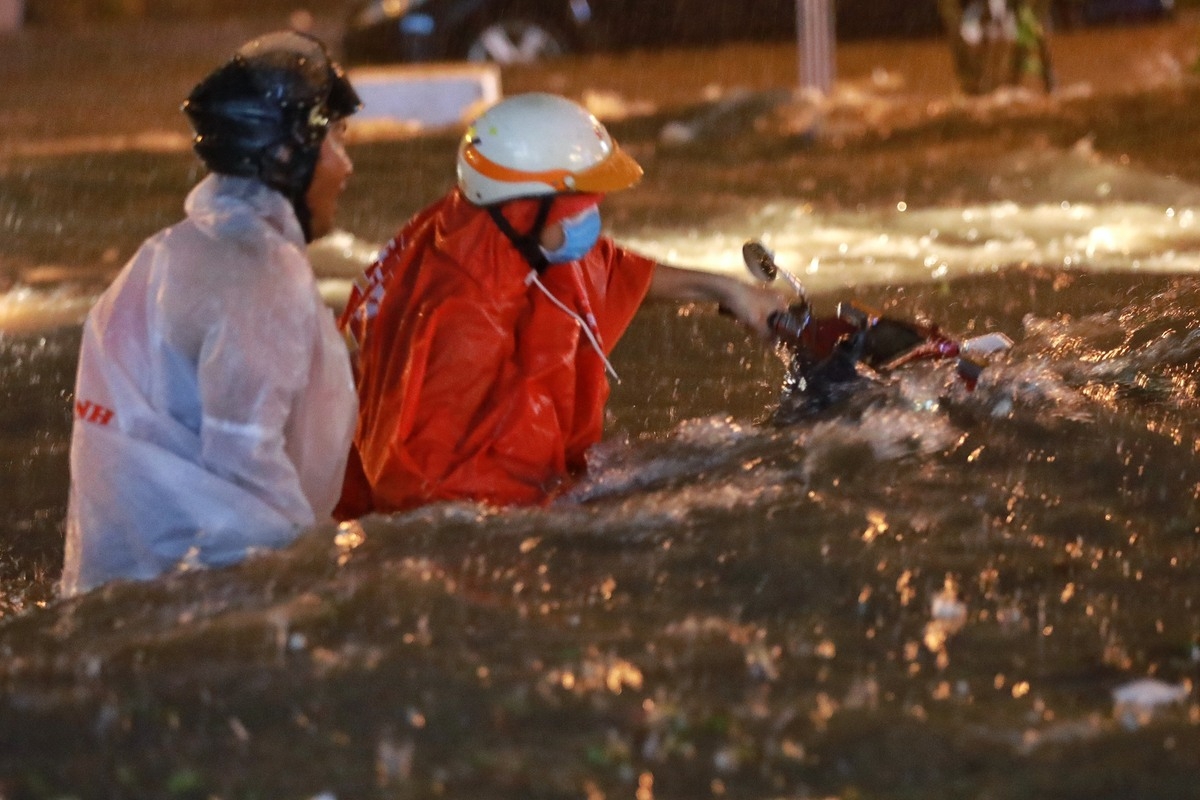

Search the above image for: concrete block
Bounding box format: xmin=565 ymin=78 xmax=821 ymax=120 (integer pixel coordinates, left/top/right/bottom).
xmin=347 ymin=62 xmax=502 ymax=131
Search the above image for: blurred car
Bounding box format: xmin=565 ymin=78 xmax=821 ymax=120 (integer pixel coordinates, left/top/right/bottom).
xmin=342 ymin=0 xmax=941 ymax=65
xmin=1052 ymin=0 xmax=1174 ymax=27
xmin=342 ymin=0 xmax=1173 ymax=66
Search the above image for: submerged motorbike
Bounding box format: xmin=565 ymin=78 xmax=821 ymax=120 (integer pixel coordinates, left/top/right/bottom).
xmin=742 ymin=241 xmax=1013 ymax=420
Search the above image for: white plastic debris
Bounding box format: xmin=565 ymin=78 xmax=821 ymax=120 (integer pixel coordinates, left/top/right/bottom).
xmin=960 ymin=332 xmax=1014 ymax=357
xmin=1111 ymin=678 xmax=1191 ymax=730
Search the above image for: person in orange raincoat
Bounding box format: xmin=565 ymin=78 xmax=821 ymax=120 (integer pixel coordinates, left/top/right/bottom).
xmin=336 ymin=93 xmax=784 ymax=518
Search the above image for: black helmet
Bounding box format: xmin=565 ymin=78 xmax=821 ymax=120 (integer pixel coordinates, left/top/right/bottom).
xmin=183 ymin=31 xmax=361 ymax=239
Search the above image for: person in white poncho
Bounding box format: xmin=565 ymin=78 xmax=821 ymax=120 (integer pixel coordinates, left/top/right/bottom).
xmin=61 ymin=31 xmax=362 ymax=596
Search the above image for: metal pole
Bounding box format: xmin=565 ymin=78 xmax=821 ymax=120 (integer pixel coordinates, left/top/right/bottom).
xmin=796 ymin=0 xmax=836 ymax=95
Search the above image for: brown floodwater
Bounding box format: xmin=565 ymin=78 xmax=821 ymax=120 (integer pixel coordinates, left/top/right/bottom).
xmin=3 ymin=14 xmax=1200 ymax=800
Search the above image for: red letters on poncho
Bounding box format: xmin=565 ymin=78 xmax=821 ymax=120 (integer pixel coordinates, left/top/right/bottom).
xmin=336 ymin=189 xmax=656 ymax=517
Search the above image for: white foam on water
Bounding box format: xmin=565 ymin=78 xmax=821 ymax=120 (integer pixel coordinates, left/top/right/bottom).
xmin=797 ymin=402 xmax=961 ymax=482
xmin=619 ymin=197 xmax=1200 ymax=292
xmin=0 ymin=284 xmax=97 ymax=334
xmin=9 ymin=138 xmax=1200 ymax=333
xmin=618 ymin=142 xmax=1200 ymax=290
xmin=0 ymin=229 xmax=381 ymax=334
xmin=564 ymin=415 xmax=771 ymax=506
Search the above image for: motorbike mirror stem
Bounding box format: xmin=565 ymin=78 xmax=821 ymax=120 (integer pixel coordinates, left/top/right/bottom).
xmin=742 ymin=240 xmax=807 ymax=299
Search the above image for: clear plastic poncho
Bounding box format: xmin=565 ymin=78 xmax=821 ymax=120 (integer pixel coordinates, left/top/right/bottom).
xmin=61 ymin=175 xmax=356 ymax=596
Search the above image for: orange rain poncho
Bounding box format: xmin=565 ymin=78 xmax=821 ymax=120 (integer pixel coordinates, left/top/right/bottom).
xmin=336 ymin=188 xmax=656 ymax=517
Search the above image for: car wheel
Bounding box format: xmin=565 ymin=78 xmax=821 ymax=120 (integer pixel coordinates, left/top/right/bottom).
xmin=464 ymin=18 xmax=571 ymax=64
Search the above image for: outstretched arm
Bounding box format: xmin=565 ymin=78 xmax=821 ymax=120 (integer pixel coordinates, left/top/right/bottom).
xmin=647 ymin=263 xmax=788 ymax=338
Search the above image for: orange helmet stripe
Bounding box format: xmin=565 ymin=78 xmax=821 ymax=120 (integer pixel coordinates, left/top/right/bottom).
xmin=461 ymin=144 xmax=573 ymax=191
xmin=462 ymin=140 xmax=643 ymax=194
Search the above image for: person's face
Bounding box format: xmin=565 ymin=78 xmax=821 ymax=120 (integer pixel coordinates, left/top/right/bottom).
xmin=537 ymin=198 xmax=601 ymax=250
xmin=539 ymin=220 xmax=566 ymax=251
xmin=305 ymin=120 xmax=353 ymax=240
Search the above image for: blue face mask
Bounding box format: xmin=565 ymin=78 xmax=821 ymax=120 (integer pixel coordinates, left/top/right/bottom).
xmin=541 ymin=204 xmax=602 ymax=264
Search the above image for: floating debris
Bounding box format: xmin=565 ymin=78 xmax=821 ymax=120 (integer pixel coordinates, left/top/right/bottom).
xmin=1112 ymin=678 xmax=1191 ymax=730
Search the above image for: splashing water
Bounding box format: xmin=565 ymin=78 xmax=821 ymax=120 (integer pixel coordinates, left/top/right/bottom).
xmin=4 ymin=46 xmax=1200 ymax=798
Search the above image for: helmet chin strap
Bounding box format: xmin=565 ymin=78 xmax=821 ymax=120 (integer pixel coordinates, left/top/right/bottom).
xmin=524 ymin=269 xmax=621 ymax=382
xmin=485 ymin=195 xmax=621 ymax=382
xmin=486 ymin=196 xmax=553 ymax=273
xmin=262 ymin=140 xmax=321 ymax=242
xmin=291 ymin=192 xmax=314 ymax=242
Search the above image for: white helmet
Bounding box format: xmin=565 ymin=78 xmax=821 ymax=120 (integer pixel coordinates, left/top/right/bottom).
xmin=457 ymin=92 xmax=643 ymax=206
